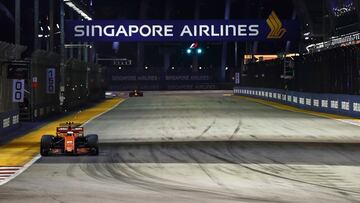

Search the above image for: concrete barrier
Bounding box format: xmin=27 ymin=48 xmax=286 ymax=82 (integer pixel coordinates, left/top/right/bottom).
xmin=0 ymin=41 xmax=26 ymax=133
xmin=0 ymin=110 xmax=20 ymax=135
xmin=234 ymin=86 xmax=360 ymax=118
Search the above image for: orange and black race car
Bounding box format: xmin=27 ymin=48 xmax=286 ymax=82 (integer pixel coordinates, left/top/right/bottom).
xmin=129 ymin=89 xmax=143 ymax=97
xmin=40 ymin=122 xmax=99 ymax=156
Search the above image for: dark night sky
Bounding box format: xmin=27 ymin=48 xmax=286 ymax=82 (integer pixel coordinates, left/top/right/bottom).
xmin=0 ymin=0 xmax=295 ymax=43
xmin=0 ymin=0 xmax=300 ymax=71
xmin=92 ymin=0 xmax=294 ymax=19
xmin=0 ymin=0 xmax=303 ymax=68
xmin=90 ymin=0 xmax=296 ymax=66
xmin=0 ymin=0 xmax=358 ymax=79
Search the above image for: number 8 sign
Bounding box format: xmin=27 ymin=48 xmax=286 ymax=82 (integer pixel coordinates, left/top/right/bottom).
xmin=12 ymin=79 xmax=24 ymax=102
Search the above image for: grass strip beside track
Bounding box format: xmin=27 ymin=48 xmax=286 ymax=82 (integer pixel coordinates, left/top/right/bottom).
xmin=0 ymin=98 xmax=123 ymax=166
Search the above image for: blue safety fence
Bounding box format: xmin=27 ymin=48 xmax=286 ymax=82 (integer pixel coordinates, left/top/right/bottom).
xmin=0 ymin=110 xmax=20 ymax=135
xmin=234 ymin=86 xmax=360 ymax=118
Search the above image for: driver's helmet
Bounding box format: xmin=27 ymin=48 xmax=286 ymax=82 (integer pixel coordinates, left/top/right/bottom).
xmin=67 ymin=131 xmax=74 ymax=136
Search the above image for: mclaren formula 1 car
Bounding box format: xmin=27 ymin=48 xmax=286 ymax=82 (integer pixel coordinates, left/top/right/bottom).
xmin=129 ymin=89 xmax=143 ymax=97
xmin=40 ymin=122 xmax=99 ymax=156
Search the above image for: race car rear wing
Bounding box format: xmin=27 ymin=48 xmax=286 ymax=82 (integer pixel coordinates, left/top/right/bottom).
xmin=56 ymin=127 xmax=84 ymax=133
xmin=59 ymin=122 xmax=82 ymax=127
xmin=56 ymin=127 xmax=84 ymax=137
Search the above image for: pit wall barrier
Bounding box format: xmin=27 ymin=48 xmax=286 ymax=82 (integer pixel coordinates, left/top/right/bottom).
xmin=233 ymin=86 xmax=360 ymax=118
xmin=0 ymin=41 xmax=26 ymax=133
xmin=30 ymin=50 xmax=61 ymax=120
xmin=32 ymin=103 xmax=60 ymax=120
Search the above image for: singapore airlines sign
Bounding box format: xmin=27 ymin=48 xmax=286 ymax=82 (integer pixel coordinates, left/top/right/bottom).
xmin=65 ymin=11 xmax=298 ymax=42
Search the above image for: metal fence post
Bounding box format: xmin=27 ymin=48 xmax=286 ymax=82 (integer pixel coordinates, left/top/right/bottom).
xmin=60 ymin=0 xmax=65 ymax=109
xmin=15 ymin=0 xmax=20 ymax=46
xmin=34 ymin=0 xmax=39 ymax=50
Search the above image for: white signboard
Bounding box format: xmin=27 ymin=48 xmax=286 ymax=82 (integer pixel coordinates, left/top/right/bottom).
xmin=12 ymin=79 xmax=24 ymax=102
xmin=46 ymin=68 xmax=56 ymax=94
xmin=235 ymin=72 xmax=240 ymax=84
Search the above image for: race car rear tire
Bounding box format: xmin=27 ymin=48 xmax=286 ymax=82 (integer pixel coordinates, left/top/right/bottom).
xmin=86 ymin=134 xmax=99 ymax=155
xmin=40 ymin=135 xmax=53 ymax=156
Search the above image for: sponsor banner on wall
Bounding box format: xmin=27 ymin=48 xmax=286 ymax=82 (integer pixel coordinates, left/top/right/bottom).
xmin=165 ymin=75 xmax=211 ymax=81
xmin=46 ymin=68 xmax=56 ymax=94
xmin=7 ymin=63 xmax=28 ymax=79
xmin=12 ymin=79 xmax=24 ymax=102
xmin=111 ymin=75 xmax=212 ymax=81
xmin=65 ymin=11 xmax=299 ymax=42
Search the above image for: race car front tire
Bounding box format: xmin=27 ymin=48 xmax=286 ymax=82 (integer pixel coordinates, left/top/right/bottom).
xmin=40 ymin=135 xmax=53 ymax=156
xmin=86 ymin=134 xmax=99 ymax=155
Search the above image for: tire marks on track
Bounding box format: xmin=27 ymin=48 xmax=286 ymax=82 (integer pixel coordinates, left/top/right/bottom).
xmin=64 ymin=141 xmax=360 ymax=202
xmin=197 ymin=119 xmax=216 ymax=138
xmin=229 ymin=120 xmax=242 ymax=140
xmin=78 ymin=144 xmax=278 ymax=202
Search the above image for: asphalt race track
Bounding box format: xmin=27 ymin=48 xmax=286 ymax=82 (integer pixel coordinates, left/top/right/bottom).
xmin=1 ymin=91 xmax=360 ymax=203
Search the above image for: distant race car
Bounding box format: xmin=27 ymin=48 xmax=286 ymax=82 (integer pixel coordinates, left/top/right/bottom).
xmin=105 ymin=91 xmax=117 ymax=99
xmin=40 ymin=122 xmax=99 ymax=156
xmin=129 ymin=89 xmax=143 ymax=97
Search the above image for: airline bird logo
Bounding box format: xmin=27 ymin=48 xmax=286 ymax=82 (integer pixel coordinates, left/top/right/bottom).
xmin=266 ymin=11 xmax=286 ymax=39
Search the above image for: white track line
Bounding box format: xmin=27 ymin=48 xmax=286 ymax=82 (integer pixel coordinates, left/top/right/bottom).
xmin=337 ymin=119 xmax=360 ymax=127
xmin=0 ymin=99 xmax=124 ymax=186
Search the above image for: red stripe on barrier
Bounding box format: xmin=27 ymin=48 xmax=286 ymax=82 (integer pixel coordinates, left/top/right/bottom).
xmin=0 ymin=169 xmax=19 ymax=171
